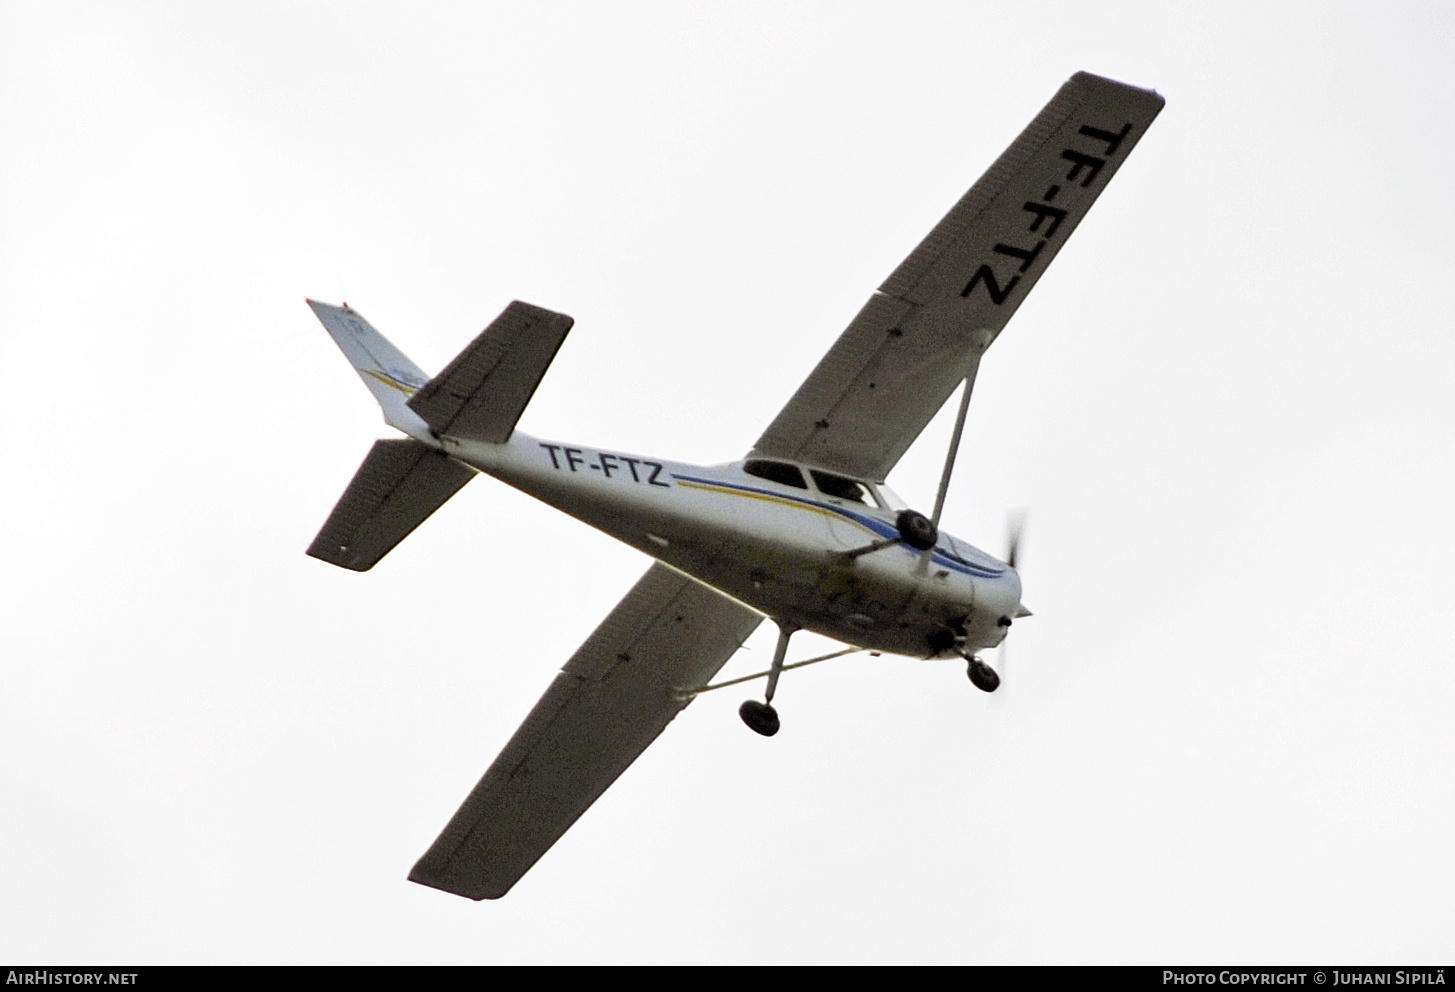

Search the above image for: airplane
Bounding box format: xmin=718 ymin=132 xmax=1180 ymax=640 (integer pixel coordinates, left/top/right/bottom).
xmin=304 ymin=71 xmax=1163 ymax=900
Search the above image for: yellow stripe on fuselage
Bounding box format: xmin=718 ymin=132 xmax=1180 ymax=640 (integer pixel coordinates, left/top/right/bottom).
xmin=675 ymin=480 xmax=879 ymax=536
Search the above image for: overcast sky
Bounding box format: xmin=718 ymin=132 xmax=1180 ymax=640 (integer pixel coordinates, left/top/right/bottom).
xmin=3 ymin=0 xmax=1453 ymax=965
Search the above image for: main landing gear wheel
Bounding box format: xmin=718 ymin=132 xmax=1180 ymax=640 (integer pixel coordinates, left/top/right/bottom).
xmin=967 ymin=657 xmax=1001 ymax=693
xmin=739 ymin=699 xmax=780 ymax=737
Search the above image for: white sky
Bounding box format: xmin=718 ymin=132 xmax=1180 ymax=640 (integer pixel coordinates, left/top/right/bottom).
xmin=3 ymin=0 xmax=1453 ymax=965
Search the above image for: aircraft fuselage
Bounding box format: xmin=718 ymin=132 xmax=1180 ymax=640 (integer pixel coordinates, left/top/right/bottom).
xmin=444 ymin=429 xmax=1022 ymax=659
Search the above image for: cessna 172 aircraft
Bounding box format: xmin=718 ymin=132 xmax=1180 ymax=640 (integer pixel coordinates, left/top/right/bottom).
xmin=306 ymin=71 xmax=1163 ymax=900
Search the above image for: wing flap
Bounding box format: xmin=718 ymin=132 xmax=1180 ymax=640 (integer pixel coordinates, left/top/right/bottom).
xmin=407 ymin=301 xmax=573 ymax=444
xmin=750 ymin=71 xmax=1163 ymax=481
xmin=409 ymin=563 xmax=762 ymax=900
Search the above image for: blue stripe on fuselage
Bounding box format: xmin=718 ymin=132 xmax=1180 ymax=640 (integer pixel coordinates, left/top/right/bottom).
xmin=670 ymin=473 xmax=1005 ymax=578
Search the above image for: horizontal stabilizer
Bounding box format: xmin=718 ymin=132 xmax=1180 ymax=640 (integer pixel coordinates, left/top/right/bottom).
xmin=307 ymin=439 xmax=475 ymax=571
xmin=407 ymin=301 xmax=573 ymax=443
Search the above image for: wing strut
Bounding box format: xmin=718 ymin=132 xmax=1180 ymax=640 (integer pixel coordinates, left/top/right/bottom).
xmin=929 ymin=372 xmax=977 ymax=530
xmin=671 ymin=646 xmax=865 ymax=699
xmin=838 ymin=368 xmax=980 ymax=565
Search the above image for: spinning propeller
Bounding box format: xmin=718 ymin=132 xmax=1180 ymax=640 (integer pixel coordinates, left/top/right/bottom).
xmin=988 ymin=510 xmax=1028 ymax=701
xmin=1004 ymin=508 xmax=1025 ymax=571
xmin=963 ymin=510 xmax=1027 ymax=694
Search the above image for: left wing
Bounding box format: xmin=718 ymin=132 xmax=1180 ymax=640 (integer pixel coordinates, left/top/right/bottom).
xmin=750 ymin=71 xmax=1164 ymax=482
xmin=409 ymin=563 xmax=762 ymax=899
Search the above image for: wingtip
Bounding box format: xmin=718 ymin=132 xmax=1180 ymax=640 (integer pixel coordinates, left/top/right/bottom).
xmin=1070 ymin=70 xmax=1165 ymax=103
xmin=408 ymin=866 xmax=506 ymax=901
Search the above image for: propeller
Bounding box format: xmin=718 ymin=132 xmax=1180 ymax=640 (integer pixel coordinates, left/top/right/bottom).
xmin=1005 ymin=508 xmax=1026 ymax=571
xmin=991 ymin=510 xmax=1027 ymax=705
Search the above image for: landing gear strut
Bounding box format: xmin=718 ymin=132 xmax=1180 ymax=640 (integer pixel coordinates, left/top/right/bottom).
xmin=739 ymin=622 xmax=797 ymax=736
xmin=941 ymin=618 xmax=1000 ymax=694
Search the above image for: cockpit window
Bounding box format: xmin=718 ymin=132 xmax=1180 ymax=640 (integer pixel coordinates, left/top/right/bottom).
xmin=743 ymin=459 xmax=808 ymax=490
xmin=809 ymin=469 xmax=874 ymax=505
xmin=876 ymin=483 xmax=909 ymax=511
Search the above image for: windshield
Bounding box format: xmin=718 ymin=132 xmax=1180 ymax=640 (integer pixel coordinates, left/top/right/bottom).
xmin=874 ymin=483 xmax=909 ymax=511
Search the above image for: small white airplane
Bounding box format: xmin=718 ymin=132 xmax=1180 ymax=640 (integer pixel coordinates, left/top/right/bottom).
xmin=306 ymin=71 xmax=1163 ymax=899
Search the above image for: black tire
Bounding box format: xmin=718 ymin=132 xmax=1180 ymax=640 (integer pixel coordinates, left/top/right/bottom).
xmin=967 ymin=659 xmax=1001 ymax=693
xmin=738 ymin=699 xmax=781 ymax=737
xmin=896 ymin=509 xmax=938 ymax=551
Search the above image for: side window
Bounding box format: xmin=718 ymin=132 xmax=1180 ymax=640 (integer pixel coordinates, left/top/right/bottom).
xmin=809 ymin=470 xmax=873 ymax=505
xmin=744 ymin=459 xmax=808 ymax=490
xmin=875 ymin=483 xmax=908 ymax=511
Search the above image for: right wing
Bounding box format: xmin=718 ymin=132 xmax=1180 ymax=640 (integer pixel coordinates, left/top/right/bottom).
xmin=409 ymin=563 xmax=762 ymax=900
xmin=749 ymin=71 xmax=1164 ymax=482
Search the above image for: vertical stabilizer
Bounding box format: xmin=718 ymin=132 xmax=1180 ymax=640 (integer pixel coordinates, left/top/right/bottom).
xmin=307 ymin=300 xmax=435 ymax=442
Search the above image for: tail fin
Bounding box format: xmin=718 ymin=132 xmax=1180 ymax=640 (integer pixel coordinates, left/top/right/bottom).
xmin=307 ymin=299 xmax=469 ymax=570
xmin=307 ymin=299 xmax=434 ymax=442
xmin=306 ymin=297 xmax=571 ymax=572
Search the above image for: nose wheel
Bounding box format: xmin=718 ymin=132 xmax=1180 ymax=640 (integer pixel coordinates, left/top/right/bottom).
xmin=966 ymin=657 xmax=1000 ymax=693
